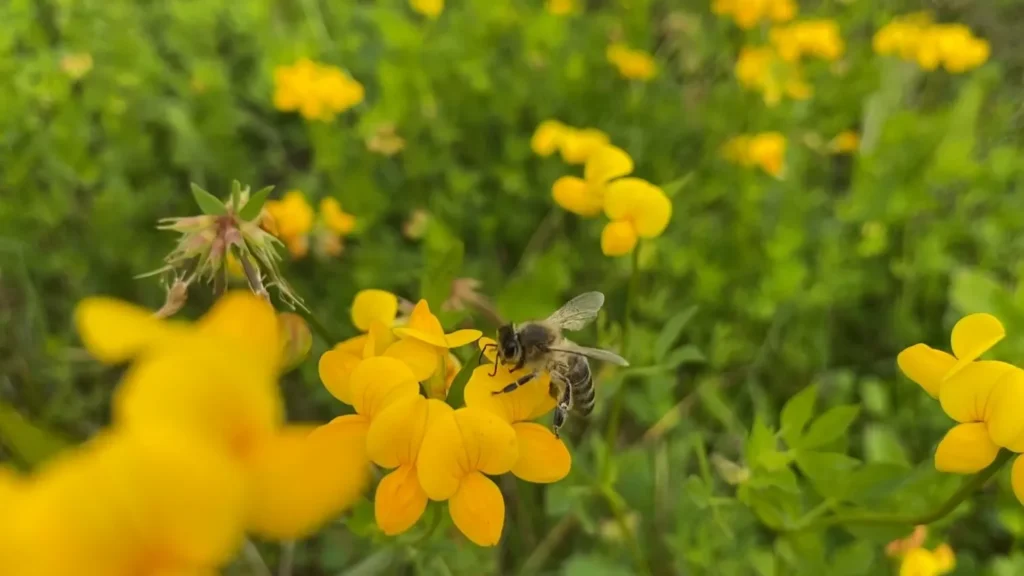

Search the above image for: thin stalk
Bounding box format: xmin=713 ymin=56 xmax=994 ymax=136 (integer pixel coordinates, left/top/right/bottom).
xmin=601 ymin=486 xmax=650 ymax=576
xmin=243 ymin=539 xmax=273 ymax=576
xmin=604 ymin=245 xmax=641 ymax=449
xmin=278 ymin=541 xmax=295 ymax=576
xmin=518 ymin=515 xmax=578 ymax=576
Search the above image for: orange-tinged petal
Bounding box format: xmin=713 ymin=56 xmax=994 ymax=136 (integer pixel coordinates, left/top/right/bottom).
xmin=417 ymin=405 xmax=464 ymax=500
xmin=348 ymin=357 xmax=420 ymax=419
xmin=601 ymin=220 xmax=638 ymax=256
xmin=1012 ymin=455 xmax=1024 ymax=507
xmin=319 ymin=348 xmax=362 ymax=405
xmin=351 ymin=289 xmax=399 ymax=332
xmin=367 ymin=396 xmax=445 ymax=468
xmin=197 ymin=291 xmax=281 ymax=373
xmin=897 ymin=344 xmax=957 ymax=398
xmin=584 ymin=145 xmax=633 ymax=185
xmin=246 ymin=423 xmax=370 ymax=540
xmin=394 ymin=300 xmax=448 ymax=347
xmin=374 ymin=464 xmax=429 ymax=536
xmin=448 ymin=472 xmax=505 ymax=547
xmin=934 ymin=423 xmax=999 ymax=473
xmin=985 ymin=367 xmax=1024 ymax=451
xmin=384 ymin=338 xmax=440 ymax=381
xmin=938 ymin=360 xmax=1012 ymax=423
xmin=464 ymin=365 xmax=556 ymax=422
xmin=74 ymin=297 xmax=178 ymax=363
xmin=453 ymin=407 xmax=519 ymax=476
xmin=511 ymin=422 xmax=571 ymax=483
xmin=949 ymin=313 xmax=1005 ymax=374
xmin=552 ymin=176 xmax=602 ymax=217
xmin=446 ymin=329 xmax=483 ymax=348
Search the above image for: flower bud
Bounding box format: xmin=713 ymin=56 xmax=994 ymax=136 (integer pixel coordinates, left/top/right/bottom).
xmin=278 ymin=313 xmax=312 ymax=372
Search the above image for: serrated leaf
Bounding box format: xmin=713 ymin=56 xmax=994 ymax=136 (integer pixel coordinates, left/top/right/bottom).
xmin=190 ymin=183 xmax=227 ymax=215
xmin=0 ymin=402 xmax=68 ymax=468
xmin=654 ymin=306 xmax=698 ymax=360
xmin=239 ymin=185 xmax=275 ymax=221
xmin=799 ymin=405 xmax=860 ymax=451
xmin=780 ymin=384 xmax=817 ymax=447
xmin=794 ymin=451 xmax=860 ymax=500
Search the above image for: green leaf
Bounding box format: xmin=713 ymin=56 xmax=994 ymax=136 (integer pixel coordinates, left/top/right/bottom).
xmin=444 ymin=352 xmax=478 ymax=409
xmin=749 ymin=467 xmax=800 ymax=494
xmin=230 ymin=179 xmax=242 ymax=211
xmin=654 ymin=305 xmax=698 ymax=360
xmin=190 ymin=183 xmax=227 ymax=215
xmin=799 ymin=405 xmax=860 ymax=451
xmin=745 ymin=414 xmax=775 ymax=468
xmin=794 ymin=451 xmax=860 ymax=500
xmin=420 ymin=222 xmax=464 ymax=313
xmin=0 ymin=402 xmax=68 ymax=468
xmin=662 ymin=345 xmax=706 ymax=368
xmin=563 ymin=554 xmax=634 ymax=576
xmin=863 ymin=423 xmax=910 ymax=466
xmin=659 ymin=172 xmax=694 ymax=198
xmin=831 ymin=540 xmax=876 ymax=576
xmin=780 ymin=384 xmax=817 ymax=447
xmin=844 ymin=462 xmax=911 ymax=506
xmin=335 ymin=546 xmax=400 ymax=576
xmin=239 ymin=185 xmax=275 ymax=221
xmin=697 ymin=378 xmax=741 ymax=434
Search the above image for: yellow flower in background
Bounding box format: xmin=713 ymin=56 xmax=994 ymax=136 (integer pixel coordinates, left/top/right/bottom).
xmin=273 ymin=58 xmax=364 ymax=121
xmin=606 ymin=44 xmax=657 ymax=81
xmin=873 ymin=14 xmax=989 ymax=73
xmin=898 ymin=544 xmax=956 ymax=576
xmin=265 ymin=190 xmax=315 ymax=258
xmin=553 ymin=144 xmax=634 ymax=217
xmin=366 ymin=124 xmax=407 ymax=156
xmin=546 ymin=0 xmax=575 ymax=15
xmin=321 ymin=197 xmax=356 ymax=237
xmin=559 ymin=127 xmax=611 ymax=164
xmin=410 ymin=0 xmax=443 ymax=19
xmin=722 ymin=132 xmax=787 ymax=178
xmin=828 ymin=130 xmax=860 ymax=154
xmin=735 ymin=45 xmax=812 ymax=106
xmin=601 ymin=178 xmax=672 ymax=256
xmin=60 ymin=52 xmax=93 ymax=80
xmin=389 ymin=299 xmax=482 ymax=385
xmin=531 ymin=119 xmax=569 ymax=157
xmin=769 ymin=19 xmax=845 ymax=62
xmin=417 ymin=406 xmax=519 ymax=546
xmin=712 ymin=0 xmax=796 ymax=29
xmin=75 ymin=291 xmax=370 ymax=540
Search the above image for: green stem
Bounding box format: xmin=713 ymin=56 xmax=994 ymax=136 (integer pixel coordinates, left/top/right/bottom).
xmin=600 ymin=486 xmax=651 ymax=576
xmin=242 ymin=539 xmax=273 ymax=576
xmin=278 ymin=541 xmax=295 ymax=576
xmin=410 ymin=503 xmax=443 ymax=546
xmin=791 ymin=450 xmax=1013 ymax=532
xmin=519 ymin=516 xmax=577 ymax=576
xmin=604 ymin=245 xmax=641 ymax=450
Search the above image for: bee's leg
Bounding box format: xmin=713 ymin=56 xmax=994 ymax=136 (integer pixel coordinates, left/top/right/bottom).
xmin=552 ymin=382 xmax=572 ymax=439
xmin=491 ymin=370 xmax=537 ymax=395
xmin=478 ymin=343 xmax=495 ymax=367
xmin=489 ymin=352 xmax=500 ymax=377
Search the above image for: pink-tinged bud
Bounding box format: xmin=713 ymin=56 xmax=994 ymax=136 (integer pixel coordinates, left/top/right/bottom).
xmin=278 ymin=312 xmax=312 ymax=372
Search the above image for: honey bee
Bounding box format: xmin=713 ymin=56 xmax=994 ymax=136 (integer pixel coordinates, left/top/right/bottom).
xmin=481 ymin=292 xmax=629 ymax=438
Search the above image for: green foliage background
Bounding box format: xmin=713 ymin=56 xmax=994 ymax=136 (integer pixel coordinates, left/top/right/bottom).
xmin=4 ymin=0 xmax=1024 ymax=574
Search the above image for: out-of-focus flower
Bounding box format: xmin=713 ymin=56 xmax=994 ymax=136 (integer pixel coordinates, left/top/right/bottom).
xmin=722 ymin=132 xmax=787 ymax=178
xmin=532 ymin=120 xmax=569 ymax=157
xmin=897 ymin=544 xmax=956 ymax=576
xmin=601 ymin=178 xmax=672 ymax=256
xmin=886 ymin=525 xmax=929 ymax=558
xmin=769 ymin=20 xmax=845 ymax=62
xmin=410 ymin=0 xmax=443 ymax=19
xmin=60 ymin=52 xmax=93 ymax=79
xmin=388 ymin=299 xmax=482 ymax=386
xmin=559 ymin=127 xmax=611 ymax=165
xmin=273 ymin=58 xmax=364 ymax=121
xmin=265 ymin=190 xmax=315 ymax=258
xmin=367 ymin=124 xmax=406 ymax=156
xmin=829 ymin=130 xmax=860 ymax=154
xmin=278 ymin=312 xmax=313 ymax=371
xmin=735 ymin=46 xmax=812 ymax=106
xmin=873 ymin=14 xmax=989 ymax=73
xmin=546 ymin=0 xmax=575 ymax=15
xmin=403 ymin=209 xmax=432 ymax=240
xmin=606 ymin=44 xmax=657 ymax=81
xmin=712 ymin=0 xmax=796 ymax=29
xmin=553 ymin=144 xmax=634 ymax=217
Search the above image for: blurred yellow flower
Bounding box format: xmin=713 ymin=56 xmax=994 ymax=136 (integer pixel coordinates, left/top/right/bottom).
xmin=417 ymin=406 xmax=519 ymax=546
xmin=735 ymin=45 xmax=812 ymax=106
xmin=713 ymin=0 xmax=796 ymax=29
xmin=546 ymin=0 xmax=575 ymax=15
xmin=559 ymin=127 xmax=611 ymax=164
xmin=532 ymin=119 xmax=569 ymax=157
xmin=606 ymin=44 xmax=657 ymax=81
xmin=321 ymin=197 xmax=356 ymax=236
xmin=367 ymin=123 xmax=406 ymax=156
xmin=60 ymin=52 xmax=93 ymax=79
xmin=601 ymin=178 xmax=672 ymax=256
xmin=552 ymin=144 xmax=634 ymax=217
xmin=410 ymin=0 xmax=443 ymax=19
xmin=873 ymin=14 xmax=989 ymax=73
xmin=265 ymin=190 xmax=315 ymax=258
xmin=898 ymin=544 xmax=956 ymax=576
xmin=273 ymin=58 xmax=364 ymax=121
xmin=769 ymin=19 xmax=845 ymax=62
xmin=722 ymin=132 xmax=787 ymax=178
xmin=278 ymin=312 xmax=313 ymax=371
xmin=389 ymin=299 xmax=482 ymax=386
xmin=828 ymin=130 xmax=860 ymax=154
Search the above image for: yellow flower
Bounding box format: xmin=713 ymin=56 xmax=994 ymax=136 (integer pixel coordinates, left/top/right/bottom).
xmin=606 ymin=44 xmax=657 ymax=81
xmin=320 ymin=197 xmax=356 ymax=236
xmin=722 ymin=132 xmax=787 ymax=178
xmin=546 ymin=0 xmax=575 ymax=15
xmin=467 ymin=340 xmax=571 ymax=482
xmin=713 ymin=0 xmax=797 ymax=29
xmin=390 ymin=299 xmax=483 ymax=385
xmin=873 ymin=15 xmax=988 ymax=74
xmin=899 ymin=544 xmax=956 ymax=576
xmin=828 ymin=130 xmax=860 ymax=154
xmin=74 ymin=291 xmax=369 ymax=540
xmin=734 ymin=45 xmax=812 ymax=106
xmin=558 ymin=127 xmax=611 ymax=164
xmin=897 ymin=313 xmax=1005 ymax=398
xmin=265 ymin=190 xmax=315 ymax=258
xmin=60 ymin=52 xmax=93 ymax=79
xmin=410 ymin=0 xmax=443 ymax=19
xmin=552 ymin=144 xmax=634 ymax=217
xmin=417 ymin=406 xmax=519 ymax=546
xmin=601 ymin=178 xmax=672 ymax=256
xmin=366 ymin=124 xmax=406 ymax=156
xmin=278 ymin=312 xmax=313 ymax=371
xmin=769 ymin=20 xmax=845 ymax=62
xmin=532 ymin=119 xmax=569 ymax=157
xmin=273 ymin=59 xmax=364 ymax=121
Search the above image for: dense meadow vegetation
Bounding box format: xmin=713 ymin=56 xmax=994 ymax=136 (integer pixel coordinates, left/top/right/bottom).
xmin=4 ymin=0 xmax=1024 ymax=574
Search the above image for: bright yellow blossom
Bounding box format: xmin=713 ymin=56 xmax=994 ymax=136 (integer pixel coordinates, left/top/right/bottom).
xmin=606 ymin=44 xmax=657 ymax=81
xmin=389 ymin=299 xmax=482 ymax=387
xmin=898 ymin=544 xmax=956 ymax=576
xmin=546 ymin=0 xmax=575 ymax=15
xmin=265 ymin=190 xmax=315 ymax=258
xmin=712 ymin=0 xmax=796 ymax=29
xmin=410 ymin=0 xmax=443 ymax=19
xmin=552 ymin=144 xmax=634 ymax=217
xmin=722 ymin=132 xmax=787 ymax=178
xmin=273 ymin=58 xmax=364 ymax=121
xmin=735 ymin=45 xmax=812 ymax=106
xmin=559 ymin=127 xmax=611 ymax=164
xmin=531 ymin=119 xmax=569 ymax=157
xmin=873 ymin=14 xmax=989 ymax=73
xmin=321 ymin=197 xmax=356 ymax=236
xmin=601 ymin=178 xmax=672 ymax=256
xmin=828 ymin=130 xmax=860 ymax=154
xmin=769 ymin=20 xmax=845 ymax=62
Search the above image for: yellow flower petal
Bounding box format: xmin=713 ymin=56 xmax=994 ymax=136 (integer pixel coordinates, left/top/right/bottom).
xmin=417 ymin=405 xmax=463 ymax=500
xmin=938 ymin=360 xmax=1012 ymax=423
xmin=601 ymin=220 xmax=638 ymax=256
xmin=335 ymin=334 xmax=368 ymax=355
xmin=394 ymin=300 xmax=449 ymax=347
xmin=319 ymin=348 xmax=362 ymax=405
xmin=933 ymin=543 xmax=956 ymax=573
xmin=246 ymin=423 xmax=370 ymax=540
xmin=74 ymin=297 xmax=177 ymax=363
xmin=531 ymin=120 xmax=567 ymax=156
xmin=197 ymin=291 xmax=281 ymax=373
xmin=446 ymin=329 xmax=483 ymax=348
xmin=448 ymin=471 xmax=505 ymax=546
xmin=464 ymin=365 xmax=556 ymax=422
xmin=553 ymin=176 xmax=602 ymax=217
xmin=366 ymin=396 xmax=444 ymax=468
xmin=364 ymin=319 xmax=396 ymax=357
xmin=900 ymin=548 xmax=939 ymax=576
xmin=374 ymin=464 xmax=428 ymax=536
xmin=348 ymin=357 xmax=420 ymax=419
xmin=603 ymin=178 xmax=672 ymax=238
xmin=949 ymin=313 xmax=1005 ymax=374
xmin=559 ymin=128 xmax=610 ymax=165
xmin=384 ymin=338 xmax=440 ymax=381
xmin=510 ymin=422 xmax=571 ymax=483
xmin=454 ymin=407 xmax=519 ymax=476
xmin=478 ymin=337 xmax=498 ymax=363
xmin=897 ymin=344 xmax=957 ymax=398
xmin=984 ymin=366 xmax=1024 ymax=451
xmin=584 ymin=145 xmax=633 ymax=184
xmin=351 ymin=289 xmax=399 ymax=332
xmin=1011 ymin=455 xmax=1024 ymax=507
xmin=934 ymin=423 xmax=999 ymax=473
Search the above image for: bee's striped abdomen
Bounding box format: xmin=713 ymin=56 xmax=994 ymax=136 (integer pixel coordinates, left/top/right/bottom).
xmin=566 ymin=357 xmax=595 ymax=416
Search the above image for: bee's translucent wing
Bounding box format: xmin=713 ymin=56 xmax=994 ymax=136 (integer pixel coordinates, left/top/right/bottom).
xmin=545 ymin=291 xmax=605 ymax=331
xmin=550 ymin=340 xmax=629 ymax=366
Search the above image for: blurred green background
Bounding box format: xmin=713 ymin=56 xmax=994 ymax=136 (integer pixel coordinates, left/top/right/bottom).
xmin=5 ymin=0 xmax=1024 ymax=574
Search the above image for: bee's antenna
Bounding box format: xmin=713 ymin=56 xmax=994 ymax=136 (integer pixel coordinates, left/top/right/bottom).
xmin=478 ymin=343 xmax=495 ymax=366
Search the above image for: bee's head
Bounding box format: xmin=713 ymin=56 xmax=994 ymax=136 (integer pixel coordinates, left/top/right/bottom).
xmin=495 ymin=324 xmax=521 ymax=364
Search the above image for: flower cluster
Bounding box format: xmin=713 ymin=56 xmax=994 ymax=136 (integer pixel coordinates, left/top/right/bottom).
xmin=769 ymin=20 xmax=845 ymax=62
xmin=828 ymin=130 xmax=860 ymax=155
xmin=410 ymin=0 xmax=443 ymax=19
xmin=531 ymin=120 xmax=610 ymax=164
xmin=535 ymin=122 xmax=672 ymax=256
xmin=873 ymin=13 xmax=990 ymax=73
xmin=317 ymin=290 xmax=571 ymax=546
xmin=0 ymin=292 xmax=367 ymax=575
xmin=898 ymin=313 xmax=1024 ymax=504
xmin=721 ymin=132 xmax=787 ymax=178
xmin=886 ymin=526 xmax=956 ymax=576
xmin=546 ymin=0 xmax=575 ymax=16
xmin=711 ymin=0 xmax=796 ymax=29
xmin=264 ymin=190 xmax=356 ymax=259
xmin=606 ymin=43 xmax=657 ymax=81
xmin=734 ymin=45 xmax=812 ymax=107
xmin=273 ymin=58 xmax=364 ymax=121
